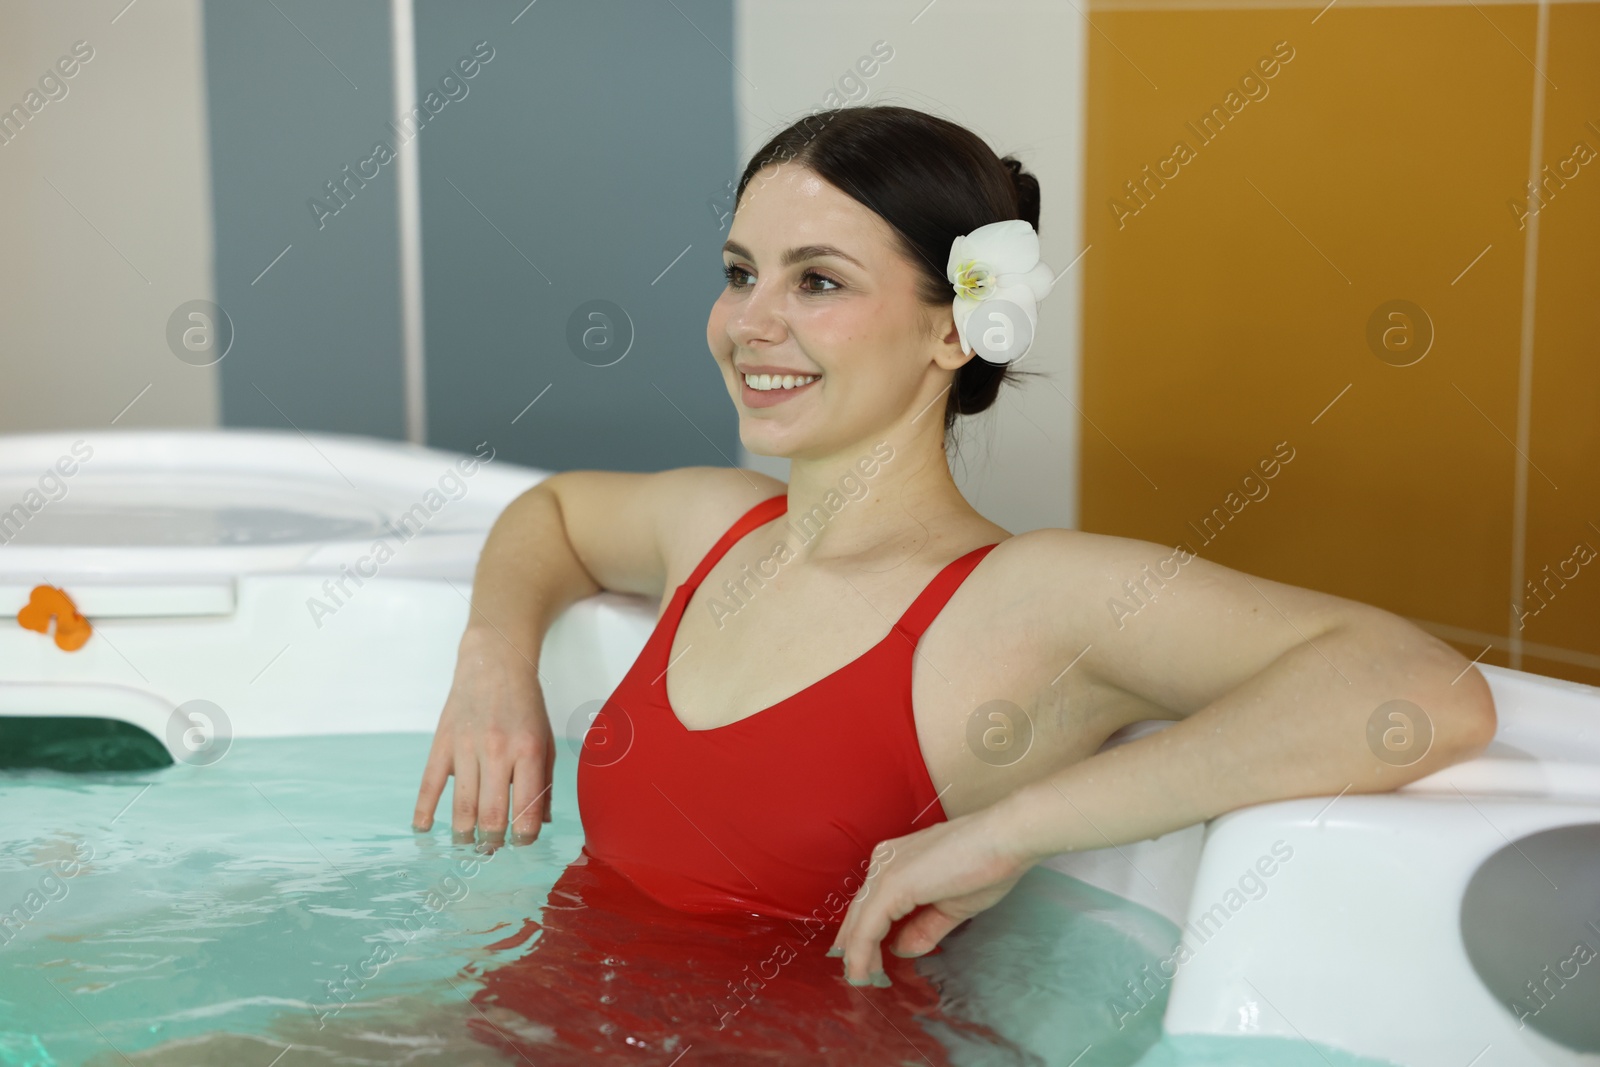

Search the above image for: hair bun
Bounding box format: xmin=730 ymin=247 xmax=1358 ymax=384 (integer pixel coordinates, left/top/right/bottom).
xmin=999 ymin=156 xmax=1041 ymax=230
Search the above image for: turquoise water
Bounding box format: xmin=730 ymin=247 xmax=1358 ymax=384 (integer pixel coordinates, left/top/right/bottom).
xmin=0 ymin=733 xmax=1400 ymax=1066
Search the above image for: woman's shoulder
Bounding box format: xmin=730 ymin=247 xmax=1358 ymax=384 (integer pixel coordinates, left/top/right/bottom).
xmin=652 ymin=465 xmax=788 ymax=584
xmin=982 ymin=524 xmax=1161 ymax=570
xmin=973 ymin=525 xmax=1203 ymax=625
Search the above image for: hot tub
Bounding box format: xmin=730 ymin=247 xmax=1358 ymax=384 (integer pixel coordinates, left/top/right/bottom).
xmin=2 ymin=430 xmax=1596 ymax=1066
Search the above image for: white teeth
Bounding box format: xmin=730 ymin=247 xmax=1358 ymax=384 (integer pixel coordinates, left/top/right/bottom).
xmin=744 ymin=373 xmax=818 ymax=391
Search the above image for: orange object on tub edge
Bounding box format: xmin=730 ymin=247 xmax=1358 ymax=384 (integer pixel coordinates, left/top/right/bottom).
xmin=16 ymin=585 xmax=93 ymax=651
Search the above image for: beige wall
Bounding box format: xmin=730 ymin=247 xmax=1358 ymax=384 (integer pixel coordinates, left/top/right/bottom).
xmin=733 ymin=0 xmax=1088 ymax=535
xmin=0 ymin=0 xmax=218 ymax=433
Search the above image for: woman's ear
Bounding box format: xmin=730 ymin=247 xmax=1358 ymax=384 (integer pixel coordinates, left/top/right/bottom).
xmin=929 ymin=305 xmax=973 ymax=373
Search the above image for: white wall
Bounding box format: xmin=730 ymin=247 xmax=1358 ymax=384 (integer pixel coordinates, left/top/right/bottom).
xmin=733 ymin=0 xmax=1086 ymax=533
xmin=0 ymin=0 xmax=218 ymax=433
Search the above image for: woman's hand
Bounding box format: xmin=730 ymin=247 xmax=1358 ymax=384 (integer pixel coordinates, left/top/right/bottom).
xmin=827 ymin=803 xmax=1039 ymax=986
xmin=413 ymin=626 xmax=555 ymax=847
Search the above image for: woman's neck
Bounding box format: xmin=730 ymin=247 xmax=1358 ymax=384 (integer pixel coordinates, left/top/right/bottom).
xmin=777 ymin=425 xmax=980 ymax=568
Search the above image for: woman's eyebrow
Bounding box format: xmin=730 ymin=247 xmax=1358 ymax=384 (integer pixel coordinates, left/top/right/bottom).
xmin=721 ymin=240 xmax=865 ymax=270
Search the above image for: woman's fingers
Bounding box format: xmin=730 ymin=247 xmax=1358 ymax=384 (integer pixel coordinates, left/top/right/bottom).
xmin=828 ymin=815 xmax=1034 ymax=985
xmin=889 ymin=903 xmax=965 ymax=959
xmin=541 ymin=741 xmax=555 ymax=824
xmin=416 ymin=629 xmax=552 ymax=844
xmin=838 ymin=894 xmax=902 ymax=986
xmin=511 ymin=752 xmax=544 ymax=843
xmin=412 ymin=736 xmax=452 ymax=832
xmin=450 ymin=753 xmax=480 ymax=844
xmin=477 ymin=755 xmax=512 ymax=846
xmin=831 ymin=858 xmax=911 ymax=986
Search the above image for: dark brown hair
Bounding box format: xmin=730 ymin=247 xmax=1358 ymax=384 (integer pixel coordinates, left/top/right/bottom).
xmin=734 ymin=105 xmax=1045 ymax=451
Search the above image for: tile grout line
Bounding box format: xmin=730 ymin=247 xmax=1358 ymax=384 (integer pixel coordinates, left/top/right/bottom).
xmin=1508 ymin=0 xmax=1550 ymax=670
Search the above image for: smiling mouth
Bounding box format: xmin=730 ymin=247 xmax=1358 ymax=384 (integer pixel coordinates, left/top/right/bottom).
xmin=742 ymin=372 xmax=820 ymax=392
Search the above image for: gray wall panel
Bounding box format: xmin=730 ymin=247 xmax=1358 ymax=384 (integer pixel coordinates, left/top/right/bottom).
xmin=413 ymin=0 xmax=738 ymax=471
xmin=204 ymin=0 xmax=406 ymax=439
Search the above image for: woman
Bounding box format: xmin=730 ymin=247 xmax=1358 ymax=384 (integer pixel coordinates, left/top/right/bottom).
xmin=413 ymin=104 xmax=1496 ymax=1010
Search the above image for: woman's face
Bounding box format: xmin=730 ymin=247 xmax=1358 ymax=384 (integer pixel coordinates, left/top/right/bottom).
xmin=707 ymin=163 xmax=961 ymax=460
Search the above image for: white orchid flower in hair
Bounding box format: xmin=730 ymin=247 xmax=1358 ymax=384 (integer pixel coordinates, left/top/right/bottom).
xmin=946 ymin=220 xmax=1055 ymax=364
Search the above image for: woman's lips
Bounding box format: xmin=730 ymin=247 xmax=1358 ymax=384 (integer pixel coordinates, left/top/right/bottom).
xmin=740 ymin=376 xmax=820 ymax=409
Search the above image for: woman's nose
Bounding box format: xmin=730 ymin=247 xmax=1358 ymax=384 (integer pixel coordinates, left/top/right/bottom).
xmin=725 ymin=278 xmax=787 ymax=348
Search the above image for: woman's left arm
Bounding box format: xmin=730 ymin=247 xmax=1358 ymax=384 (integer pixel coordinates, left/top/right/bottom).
xmin=829 ymin=531 xmax=1499 ymax=985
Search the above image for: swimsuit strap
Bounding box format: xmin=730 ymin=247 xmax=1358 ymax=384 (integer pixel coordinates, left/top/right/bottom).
xmin=891 ymin=542 xmax=1002 ymax=643
xmin=681 ymin=491 xmax=999 ymax=643
xmin=681 ymin=493 xmax=788 ymax=593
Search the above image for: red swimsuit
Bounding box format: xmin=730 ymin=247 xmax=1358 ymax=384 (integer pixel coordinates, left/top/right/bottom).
xmin=577 ymin=492 xmax=1001 ymax=921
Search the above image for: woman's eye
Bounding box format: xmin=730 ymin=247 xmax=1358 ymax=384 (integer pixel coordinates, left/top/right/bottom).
xmin=721 ymin=265 xmax=840 ymax=294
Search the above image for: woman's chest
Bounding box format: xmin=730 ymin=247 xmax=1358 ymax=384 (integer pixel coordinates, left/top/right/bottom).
xmin=654 ymin=544 xmax=1142 ymax=814
xmin=661 ymin=546 xmax=1012 ymax=733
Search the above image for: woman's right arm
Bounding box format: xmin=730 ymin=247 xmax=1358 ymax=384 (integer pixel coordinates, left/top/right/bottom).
xmin=410 ymin=466 xmax=783 ymax=846
xmin=411 ymin=469 xmax=658 ymax=846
